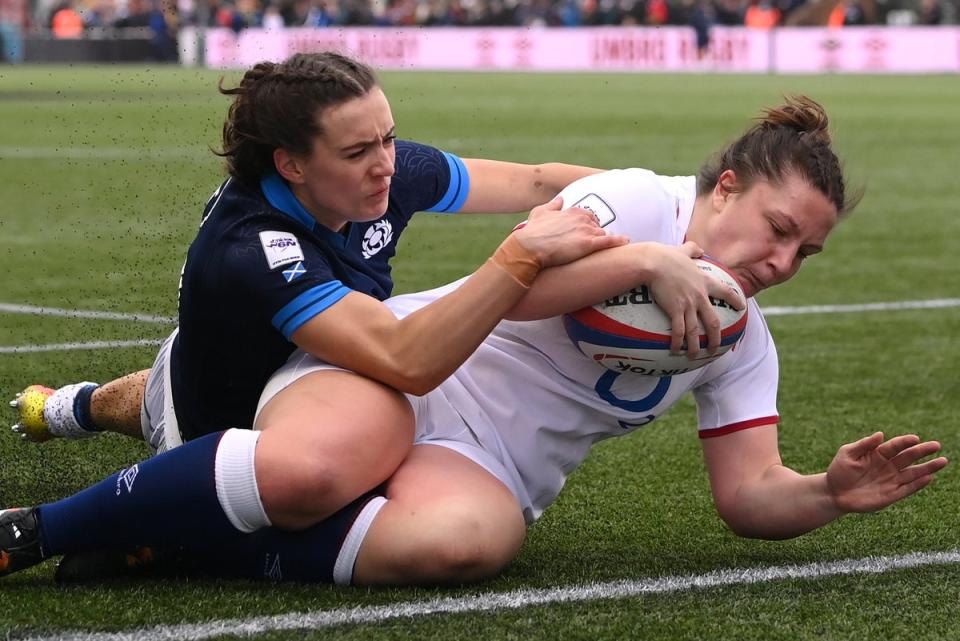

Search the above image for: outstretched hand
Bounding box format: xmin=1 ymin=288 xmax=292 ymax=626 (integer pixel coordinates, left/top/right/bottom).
xmin=826 ymin=432 xmax=948 ymax=514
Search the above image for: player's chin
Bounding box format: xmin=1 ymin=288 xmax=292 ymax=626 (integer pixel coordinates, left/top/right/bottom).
xmin=363 ymin=192 xmax=390 ymax=217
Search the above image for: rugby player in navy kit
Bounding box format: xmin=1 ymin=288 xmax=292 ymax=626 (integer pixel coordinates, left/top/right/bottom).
xmin=13 ymin=52 xmax=630 ymax=456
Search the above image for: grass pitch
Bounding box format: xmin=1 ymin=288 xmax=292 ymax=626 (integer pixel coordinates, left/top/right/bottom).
xmin=1 ymin=67 xmax=959 ymax=640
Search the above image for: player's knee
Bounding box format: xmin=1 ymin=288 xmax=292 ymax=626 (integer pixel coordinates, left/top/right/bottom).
xmin=256 ymin=446 xmax=343 ymax=528
xmin=416 ymin=508 xmax=524 ymax=583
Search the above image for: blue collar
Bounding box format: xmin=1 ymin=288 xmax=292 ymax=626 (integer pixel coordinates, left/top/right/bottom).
xmin=260 ymin=172 xmax=352 ymax=248
xmin=260 ymin=173 xmax=317 ymax=232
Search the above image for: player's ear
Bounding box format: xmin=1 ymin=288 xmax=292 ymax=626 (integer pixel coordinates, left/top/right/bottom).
xmin=274 ymin=148 xmax=305 ymax=184
xmin=712 ymin=169 xmax=738 ymax=210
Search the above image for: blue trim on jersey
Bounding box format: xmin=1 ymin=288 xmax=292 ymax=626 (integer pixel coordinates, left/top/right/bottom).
xmin=260 ymin=173 xmax=317 ymax=232
xmin=272 ymin=281 xmax=352 ymax=339
xmin=426 ymin=152 xmax=469 ymax=213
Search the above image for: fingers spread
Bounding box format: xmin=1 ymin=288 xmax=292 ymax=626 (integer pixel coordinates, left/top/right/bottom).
xmin=845 ymin=431 xmax=885 ymax=457
xmin=899 ymin=456 xmax=949 ymax=483
xmin=892 ymin=474 xmax=934 ymax=503
xmin=887 ymin=440 xmax=942 ymax=470
xmin=876 ymin=434 xmax=922 ymax=460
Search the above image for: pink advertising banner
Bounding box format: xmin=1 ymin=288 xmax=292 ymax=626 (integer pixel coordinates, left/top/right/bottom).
xmin=773 ymin=27 xmax=959 ymax=73
xmin=203 ymin=27 xmax=770 ymax=72
xmin=202 ymin=26 xmax=960 ymax=74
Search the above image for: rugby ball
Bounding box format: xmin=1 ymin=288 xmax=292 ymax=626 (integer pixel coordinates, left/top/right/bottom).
xmin=563 ymin=258 xmax=747 ymax=377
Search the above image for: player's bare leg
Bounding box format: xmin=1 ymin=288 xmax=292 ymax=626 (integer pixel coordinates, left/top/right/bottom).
xmin=254 ymin=370 xmax=416 ymax=530
xmin=88 ymin=370 xmax=148 ymax=437
xmin=353 ymin=444 xmax=526 ymax=585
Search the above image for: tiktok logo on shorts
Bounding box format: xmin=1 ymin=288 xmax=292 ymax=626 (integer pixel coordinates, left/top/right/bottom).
xmin=362 ymin=220 xmax=393 ymax=259
xmin=115 ymin=464 xmax=140 ymax=495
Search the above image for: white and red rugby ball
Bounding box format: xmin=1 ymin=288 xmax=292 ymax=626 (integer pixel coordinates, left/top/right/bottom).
xmin=563 ymin=258 xmax=748 ymax=377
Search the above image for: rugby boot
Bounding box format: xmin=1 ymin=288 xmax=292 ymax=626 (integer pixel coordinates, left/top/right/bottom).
xmin=10 ymin=382 xmax=99 ymax=442
xmin=0 ymin=508 xmax=47 ymax=577
xmin=55 ymin=546 xmax=185 ymax=583
xmin=9 ymin=385 xmax=56 ymax=442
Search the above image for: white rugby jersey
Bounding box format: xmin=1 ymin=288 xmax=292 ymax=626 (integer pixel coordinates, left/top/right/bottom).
xmin=387 ymin=169 xmax=780 ymax=523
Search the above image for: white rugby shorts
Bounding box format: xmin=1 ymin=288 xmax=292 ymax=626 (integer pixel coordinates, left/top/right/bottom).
xmin=255 ymin=350 xmax=524 ymax=509
xmin=141 ymin=327 xmax=184 ymax=454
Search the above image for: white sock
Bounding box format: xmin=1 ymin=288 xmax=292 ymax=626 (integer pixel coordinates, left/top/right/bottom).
xmin=214 ymin=428 xmax=272 ymax=533
xmin=332 ymin=496 xmax=388 ymax=586
xmin=43 ymin=382 xmax=99 ymax=438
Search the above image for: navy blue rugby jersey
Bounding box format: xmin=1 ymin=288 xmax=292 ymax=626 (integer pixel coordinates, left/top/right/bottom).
xmin=171 ymin=140 xmax=470 ymax=440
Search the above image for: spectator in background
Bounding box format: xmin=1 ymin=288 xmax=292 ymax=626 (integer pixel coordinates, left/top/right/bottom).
xmin=646 ymin=0 xmax=669 ymax=25
xmin=774 ymin=0 xmax=806 ymax=24
xmin=557 ymin=0 xmax=582 ymax=26
xmin=713 ymin=0 xmax=744 ymax=23
xmin=304 ymin=0 xmax=337 ymax=25
xmin=744 ymin=0 xmax=780 ymax=27
xmin=149 ymin=0 xmax=178 ymax=60
xmin=340 ymin=0 xmax=374 ymax=23
xmin=917 ymin=0 xmax=943 ymax=23
xmin=80 ymin=0 xmax=118 ymax=27
xmin=51 ymin=0 xmax=84 ymax=36
xmin=689 ymin=0 xmax=714 ymax=59
xmin=236 ymin=0 xmax=265 ymax=27
xmin=262 ymin=2 xmax=285 ymax=27
xmin=385 ymin=0 xmax=418 ymax=25
xmin=114 ymin=0 xmax=149 ymax=26
xmin=208 ymin=0 xmax=247 ymax=31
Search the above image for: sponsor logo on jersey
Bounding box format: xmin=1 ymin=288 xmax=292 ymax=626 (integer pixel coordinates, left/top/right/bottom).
xmin=362 ymin=220 xmax=393 ymax=259
xmin=282 ymin=261 xmax=306 ymax=283
xmin=259 ymin=231 xmax=305 ymax=269
xmin=572 ymin=193 xmax=617 ymax=227
xmin=115 ymin=464 xmax=140 ymax=495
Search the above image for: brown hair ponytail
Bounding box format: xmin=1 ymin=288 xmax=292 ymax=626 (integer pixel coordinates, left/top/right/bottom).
xmin=697 ymin=95 xmax=861 ymax=216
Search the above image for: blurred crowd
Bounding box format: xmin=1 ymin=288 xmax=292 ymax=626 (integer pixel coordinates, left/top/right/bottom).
xmin=40 ymin=0 xmax=955 ymax=53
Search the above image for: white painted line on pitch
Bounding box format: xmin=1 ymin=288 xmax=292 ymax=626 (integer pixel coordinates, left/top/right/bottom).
xmin=0 ymin=339 xmax=164 ymax=354
xmin=2 ymin=298 xmax=957 ymax=327
xmin=0 ymin=304 xmax=175 ymax=324
xmin=2 ymin=298 xmax=957 ymax=355
xmin=20 ymin=549 xmax=960 ymax=641
xmin=762 ymin=298 xmax=960 ymax=316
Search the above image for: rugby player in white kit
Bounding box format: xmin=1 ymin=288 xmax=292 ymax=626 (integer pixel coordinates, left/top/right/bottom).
xmin=246 ymin=98 xmax=945 ymax=586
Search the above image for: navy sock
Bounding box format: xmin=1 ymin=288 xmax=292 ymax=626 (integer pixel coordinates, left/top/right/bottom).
xmin=38 ymin=431 xmax=238 ymax=555
xmin=186 ymin=492 xmax=382 ymax=583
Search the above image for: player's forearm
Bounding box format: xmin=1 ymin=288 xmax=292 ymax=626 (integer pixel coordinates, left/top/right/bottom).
xmin=720 ymin=466 xmax=845 ymax=540
xmin=505 ymin=243 xmax=655 ymax=321
xmin=459 ymin=159 xmax=601 ymax=213
xmin=534 ymin=163 xmax=604 ymax=201
xmin=381 ymin=259 xmax=531 ymax=395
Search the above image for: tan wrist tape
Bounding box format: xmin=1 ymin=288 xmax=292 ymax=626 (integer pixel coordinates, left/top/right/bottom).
xmin=489 ymin=233 xmax=541 ymax=289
